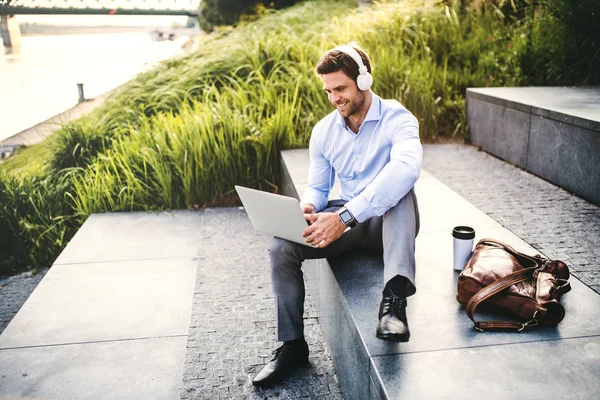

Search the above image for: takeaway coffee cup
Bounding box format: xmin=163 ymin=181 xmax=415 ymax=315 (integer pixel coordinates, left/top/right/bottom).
xmin=452 ymin=226 xmax=476 ymax=271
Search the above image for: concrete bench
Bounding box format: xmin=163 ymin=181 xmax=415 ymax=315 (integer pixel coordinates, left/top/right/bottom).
xmin=281 ymin=148 xmax=600 ymax=400
xmin=466 ymin=87 xmax=600 ymax=205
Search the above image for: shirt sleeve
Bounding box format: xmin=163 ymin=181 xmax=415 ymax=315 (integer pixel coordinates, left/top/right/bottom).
xmin=344 ymin=117 xmax=422 ymax=222
xmin=301 ymin=128 xmax=335 ymax=212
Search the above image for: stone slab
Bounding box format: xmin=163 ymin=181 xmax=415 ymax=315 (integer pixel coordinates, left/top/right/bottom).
xmin=466 ymin=87 xmax=600 ymax=206
xmin=372 ymin=336 xmax=600 ymax=400
xmin=467 ymin=87 xmax=600 ymax=131
xmin=0 ymin=258 xmax=196 ymax=349
xmin=54 ymin=210 xmax=203 ymax=265
xmin=304 ymin=258 xmax=372 ymax=400
xmin=467 ymin=93 xmax=531 ymax=168
xmin=284 ymin=149 xmax=600 ymax=399
xmin=330 ymin=227 xmax=600 ymax=359
xmin=313 ymin=234 xmax=600 ymax=399
xmin=0 ymin=336 xmax=187 ymax=400
xmin=416 ymin=171 xmax=503 ymax=233
xmin=281 ymin=149 xmax=341 ymax=200
xmin=280 ymin=148 xmax=312 ymax=186
xmin=528 ymin=115 xmax=600 ymax=205
xmin=280 ymin=153 xmax=299 ymax=199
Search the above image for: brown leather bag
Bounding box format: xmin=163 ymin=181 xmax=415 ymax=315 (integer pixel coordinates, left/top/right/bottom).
xmin=456 ymin=239 xmax=571 ymax=332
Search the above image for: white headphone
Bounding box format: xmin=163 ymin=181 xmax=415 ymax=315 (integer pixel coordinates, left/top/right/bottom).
xmin=333 ymin=45 xmax=373 ymax=91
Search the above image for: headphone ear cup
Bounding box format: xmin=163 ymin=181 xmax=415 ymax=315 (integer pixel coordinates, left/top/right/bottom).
xmin=357 ymin=72 xmax=373 ymax=91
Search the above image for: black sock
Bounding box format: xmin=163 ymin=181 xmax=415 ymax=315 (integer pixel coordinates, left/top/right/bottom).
xmin=285 ymin=337 xmax=306 ymax=346
xmin=384 ymin=275 xmax=410 ymax=298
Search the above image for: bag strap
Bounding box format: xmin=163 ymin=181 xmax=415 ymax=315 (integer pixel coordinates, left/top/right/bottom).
xmin=465 ymin=239 xmax=543 ymax=332
xmin=476 ymin=238 xmax=544 ymax=267
xmin=466 ymin=267 xmax=539 ymax=331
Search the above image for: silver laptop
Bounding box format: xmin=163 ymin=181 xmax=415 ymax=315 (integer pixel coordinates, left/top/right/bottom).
xmin=235 ymin=185 xmax=310 ymax=246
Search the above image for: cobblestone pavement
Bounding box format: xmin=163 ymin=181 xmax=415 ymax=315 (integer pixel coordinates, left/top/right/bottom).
xmin=423 ymin=142 xmax=600 ymax=295
xmin=180 ymin=208 xmax=343 ymax=400
xmin=0 ymin=268 xmax=48 ymax=335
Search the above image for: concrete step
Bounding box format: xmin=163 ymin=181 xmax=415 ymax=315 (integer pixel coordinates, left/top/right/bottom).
xmin=0 ymin=211 xmax=202 ymax=399
xmin=281 ymin=148 xmax=600 ymax=400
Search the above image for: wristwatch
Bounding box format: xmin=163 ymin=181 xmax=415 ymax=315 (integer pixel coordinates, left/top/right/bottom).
xmin=338 ymin=207 xmax=357 ymax=228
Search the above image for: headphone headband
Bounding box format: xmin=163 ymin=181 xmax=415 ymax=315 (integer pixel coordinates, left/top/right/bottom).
xmin=333 ymin=45 xmax=373 ymax=91
xmin=334 ymin=45 xmax=368 ymax=74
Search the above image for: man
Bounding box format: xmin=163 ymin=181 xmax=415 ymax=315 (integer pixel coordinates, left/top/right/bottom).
xmin=253 ymin=43 xmax=421 ymax=387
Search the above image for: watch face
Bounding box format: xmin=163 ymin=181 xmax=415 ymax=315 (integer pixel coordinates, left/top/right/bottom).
xmin=340 ymin=210 xmax=353 ymax=224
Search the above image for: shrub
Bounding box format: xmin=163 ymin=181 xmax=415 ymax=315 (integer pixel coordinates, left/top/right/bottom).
xmin=0 ymin=171 xmax=80 ymax=276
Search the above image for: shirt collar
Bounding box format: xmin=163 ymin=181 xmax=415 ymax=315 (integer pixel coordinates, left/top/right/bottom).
xmin=336 ymin=92 xmax=382 ymax=129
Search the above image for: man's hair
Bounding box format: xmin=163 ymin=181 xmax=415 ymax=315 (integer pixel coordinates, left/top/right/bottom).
xmin=315 ymin=43 xmax=372 ymax=84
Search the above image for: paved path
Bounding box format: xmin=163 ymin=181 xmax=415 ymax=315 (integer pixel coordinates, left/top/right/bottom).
xmin=422 ymin=143 xmax=600 ymax=294
xmin=180 ymin=208 xmax=342 ymax=399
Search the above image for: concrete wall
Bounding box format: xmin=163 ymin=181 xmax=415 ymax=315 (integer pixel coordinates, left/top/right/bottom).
xmin=467 ymin=87 xmax=600 ymax=205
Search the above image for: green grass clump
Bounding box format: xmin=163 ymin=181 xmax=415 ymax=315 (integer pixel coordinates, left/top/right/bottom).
xmin=0 ymin=171 xmax=81 ymax=275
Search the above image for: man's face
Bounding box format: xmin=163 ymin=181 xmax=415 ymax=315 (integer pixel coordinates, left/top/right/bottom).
xmin=321 ymin=70 xmax=366 ymax=119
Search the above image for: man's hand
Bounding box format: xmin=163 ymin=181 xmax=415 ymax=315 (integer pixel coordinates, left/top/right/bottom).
xmin=302 ymin=212 xmax=347 ymax=248
xmin=301 ymin=203 xmax=316 ymax=215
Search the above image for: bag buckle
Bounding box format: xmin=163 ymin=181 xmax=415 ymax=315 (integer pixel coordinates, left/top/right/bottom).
xmin=517 ymin=311 xmax=539 ymax=332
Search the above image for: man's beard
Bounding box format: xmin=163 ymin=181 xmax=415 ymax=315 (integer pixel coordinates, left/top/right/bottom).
xmin=337 ymin=91 xmax=366 ymax=118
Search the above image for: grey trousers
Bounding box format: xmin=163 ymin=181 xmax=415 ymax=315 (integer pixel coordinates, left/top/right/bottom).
xmin=269 ymin=189 xmax=420 ymax=341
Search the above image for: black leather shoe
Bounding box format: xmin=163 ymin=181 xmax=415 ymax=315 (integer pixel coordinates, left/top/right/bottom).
xmin=376 ymin=291 xmax=410 ymax=342
xmin=252 ymin=340 xmax=309 ymax=387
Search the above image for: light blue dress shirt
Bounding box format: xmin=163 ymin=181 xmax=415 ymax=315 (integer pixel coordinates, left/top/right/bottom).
xmin=302 ymin=93 xmax=422 ymax=223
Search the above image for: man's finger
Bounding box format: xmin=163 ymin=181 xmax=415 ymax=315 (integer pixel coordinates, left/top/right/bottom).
xmin=304 ymin=213 xmax=318 ymax=222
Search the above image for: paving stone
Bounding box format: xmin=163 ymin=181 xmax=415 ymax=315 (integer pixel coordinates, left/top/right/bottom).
xmin=180 ymin=208 xmax=341 ymax=399
xmin=423 ymin=142 xmax=600 ymax=295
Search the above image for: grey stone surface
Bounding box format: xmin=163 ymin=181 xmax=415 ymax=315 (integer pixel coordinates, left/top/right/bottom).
xmin=416 ymin=171 xmax=503 ymax=233
xmin=422 ymin=143 xmax=600 ymax=295
xmin=327 ymin=228 xmax=600 ymax=356
xmin=0 ymin=211 xmax=201 ymax=399
xmin=180 ymin=208 xmax=342 ymax=400
xmin=467 ymin=96 xmax=531 ymax=168
xmin=467 ymin=87 xmax=600 ymax=131
xmin=373 ymin=336 xmax=600 ymax=400
xmin=54 ymin=210 xmax=205 ymax=265
xmin=281 ymin=149 xmax=341 ymax=200
xmin=0 ymin=209 xmax=342 ymax=400
xmin=280 ymin=154 xmax=298 ymax=199
xmin=528 ymin=115 xmax=600 ymax=205
xmin=282 ymin=147 xmax=600 ymax=400
xmin=0 ymin=337 xmax=188 ymax=400
xmin=305 ymin=258 xmax=372 ymax=400
xmin=466 ymin=87 xmax=600 ymax=205
xmin=0 ymin=208 xmax=343 ymax=399
xmin=0 ymin=259 xmax=196 ymax=349
xmin=0 ymin=268 xmax=47 ymax=335
xmin=304 ymin=176 xmax=600 ymax=398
